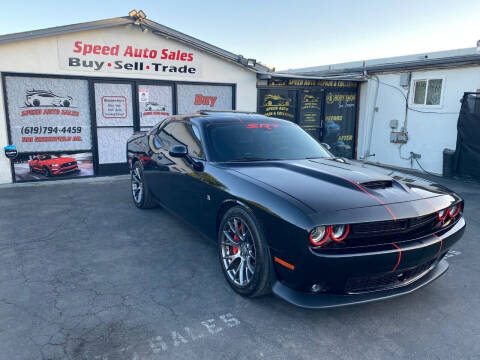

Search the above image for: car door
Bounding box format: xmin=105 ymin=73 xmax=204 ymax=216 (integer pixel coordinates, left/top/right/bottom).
xmin=148 ymin=121 xmax=208 ymax=228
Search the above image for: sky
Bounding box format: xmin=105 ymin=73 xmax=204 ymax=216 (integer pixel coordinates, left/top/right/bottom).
xmin=1 ymin=0 xmax=479 ymax=70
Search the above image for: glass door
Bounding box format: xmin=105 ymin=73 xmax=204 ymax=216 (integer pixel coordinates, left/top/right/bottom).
xmin=93 ymin=82 xmax=135 ymax=175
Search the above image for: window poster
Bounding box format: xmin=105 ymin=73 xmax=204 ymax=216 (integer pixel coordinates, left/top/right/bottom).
xmin=4 ymin=76 xmax=94 ymax=181
xmin=177 ymin=84 xmax=233 ymax=114
xmin=298 ymin=90 xmax=322 ymax=140
xmin=258 ymin=89 xmax=297 ymax=122
xmin=323 ymin=91 xmax=357 ymax=158
xmin=94 ymin=83 xmax=134 ymax=164
xmin=137 ymin=85 xmax=173 ymax=127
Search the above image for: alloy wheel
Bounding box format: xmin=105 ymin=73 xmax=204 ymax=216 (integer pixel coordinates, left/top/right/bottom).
xmin=221 ymin=217 xmax=256 ymax=286
xmin=131 ymin=166 xmax=143 ymax=203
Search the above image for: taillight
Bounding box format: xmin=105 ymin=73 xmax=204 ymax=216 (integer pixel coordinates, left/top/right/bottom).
xmin=448 ymin=203 xmax=461 ymax=218
xmin=436 ymin=209 xmax=448 ymax=221
xmin=330 ymin=224 xmax=350 ymax=242
xmin=309 ymin=226 xmax=331 ymax=246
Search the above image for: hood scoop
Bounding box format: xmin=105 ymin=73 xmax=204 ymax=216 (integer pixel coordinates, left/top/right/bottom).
xmin=360 ymin=180 xmax=393 ymax=189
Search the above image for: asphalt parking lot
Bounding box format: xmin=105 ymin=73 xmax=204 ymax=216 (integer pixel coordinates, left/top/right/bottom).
xmin=0 ymin=173 xmax=479 ymax=360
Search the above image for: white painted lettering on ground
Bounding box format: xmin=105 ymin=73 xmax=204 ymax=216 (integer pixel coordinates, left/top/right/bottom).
xmin=94 ymin=313 xmax=241 ymax=359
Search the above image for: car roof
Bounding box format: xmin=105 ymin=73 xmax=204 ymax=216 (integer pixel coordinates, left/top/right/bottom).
xmin=169 ymin=111 xmax=292 ymax=126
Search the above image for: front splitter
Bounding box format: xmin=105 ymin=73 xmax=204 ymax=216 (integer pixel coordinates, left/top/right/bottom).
xmin=272 ymin=259 xmax=449 ymax=309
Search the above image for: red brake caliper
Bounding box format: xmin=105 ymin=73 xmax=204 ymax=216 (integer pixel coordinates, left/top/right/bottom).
xmin=232 ymin=223 xmax=241 ymax=255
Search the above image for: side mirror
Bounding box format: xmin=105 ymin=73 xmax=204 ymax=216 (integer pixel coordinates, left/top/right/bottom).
xmin=321 ymin=142 xmax=331 ymax=150
xmin=169 ymin=145 xmax=188 ymax=158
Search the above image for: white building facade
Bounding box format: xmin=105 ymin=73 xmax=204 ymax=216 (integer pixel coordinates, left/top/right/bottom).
xmin=0 ymin=15 xmax=264 ymax=184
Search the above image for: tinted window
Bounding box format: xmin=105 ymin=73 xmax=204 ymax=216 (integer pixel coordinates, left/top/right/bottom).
xmin=158 ymin=122 xmax=205 ymax=159
xmin=205 ymin=121 xmax=331 ymax=162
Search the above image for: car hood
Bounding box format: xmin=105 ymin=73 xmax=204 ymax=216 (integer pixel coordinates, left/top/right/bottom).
xmin=230 ymin=158 xmax=453 ymax=212
xmin=43 ymin=157 xmax=76 ymax=165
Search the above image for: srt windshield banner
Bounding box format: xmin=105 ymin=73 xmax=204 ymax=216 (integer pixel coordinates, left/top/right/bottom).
xmin=4 ymin=76 xmax=92 ymax=153
xmin=323 ymin=90 xmax=357 ymax=158
xmin=258 ymin=89 xmax=297 ymax=122
xmin=177 ymin=84 xmax=233 ymax=114
xmin=58 ymin=39 xmax=201 ymax=78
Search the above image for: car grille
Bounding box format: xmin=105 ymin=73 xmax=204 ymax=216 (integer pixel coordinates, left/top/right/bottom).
xmin=344 ymin=259 xmax=436 ymax=294
xmin=351 ymin=213 xmax=436 ymax=235
xmin=338 ymin=213 xmax=439 ymax=248
xmin=61 ymin=162 xmax=76 ymax=168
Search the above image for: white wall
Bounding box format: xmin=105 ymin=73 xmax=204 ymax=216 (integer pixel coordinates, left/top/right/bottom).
xmin=0 ymin=25 xmax=258 ymax=183
xmin=357 ymin=66 xmax=480 ymax=174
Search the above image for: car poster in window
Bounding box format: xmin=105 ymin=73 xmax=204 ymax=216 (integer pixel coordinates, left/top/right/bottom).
xmin=323 ymin=91 xmax=357 ymax=159
xmin=4 ymin=76 xmax=92 ymax=153
xmin=177 ymin=84 xmax=232 ymax=114
xmin=258 ymin=89 xmax=297 ymax=122
xmin=138 ymin=85 xmax=173 ymax=127
xmin=12 ymin=151 xmax=94 ymax=182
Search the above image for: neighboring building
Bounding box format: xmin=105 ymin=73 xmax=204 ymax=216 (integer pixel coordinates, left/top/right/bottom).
xmin=282 ymin=48 xmax=480 ymax=174
xmin=0 ymin=13 xmax=268 ymax=184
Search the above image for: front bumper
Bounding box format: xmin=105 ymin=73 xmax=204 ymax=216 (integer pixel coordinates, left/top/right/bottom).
xmin=51 ymin=165 xmax=79 ymax=175
xmin=272 ymin=217 xmax=465 ymax=308
xmin=272 ymin=259 xmax=449 ymax=309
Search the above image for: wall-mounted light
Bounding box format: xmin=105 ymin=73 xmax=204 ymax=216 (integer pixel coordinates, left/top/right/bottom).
xmin=247 ymin=59 xmax=256 ymax=67
xmin=128 ymin=9 xmax=138 ymax=18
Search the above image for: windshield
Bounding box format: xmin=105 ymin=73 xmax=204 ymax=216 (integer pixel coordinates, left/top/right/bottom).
xmin=205 ymin=121 xmax=332 ymax=162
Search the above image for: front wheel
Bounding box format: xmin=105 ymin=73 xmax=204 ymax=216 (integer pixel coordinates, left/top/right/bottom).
xmin=218 ymin=206 xmax=273 ymax=297
xmin=42 ymin=167 xmax=51 ymax=177
xmin=131 ymin=161 xmax=158 ymax=209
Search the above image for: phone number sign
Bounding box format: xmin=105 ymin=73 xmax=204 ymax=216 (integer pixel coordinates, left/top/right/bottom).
xmin=4 ymin=76 xmax=93 ymax=152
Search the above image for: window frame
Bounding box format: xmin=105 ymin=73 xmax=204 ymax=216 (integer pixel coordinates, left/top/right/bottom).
xmin=154 ymin=120 xmax=206 ymax=160
xmin=410 ymin=76 xmax=445 ymax=108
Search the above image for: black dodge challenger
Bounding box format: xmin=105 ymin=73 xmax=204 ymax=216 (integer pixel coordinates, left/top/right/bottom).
xmin=126 ymin=111 xmax=465 ymax=308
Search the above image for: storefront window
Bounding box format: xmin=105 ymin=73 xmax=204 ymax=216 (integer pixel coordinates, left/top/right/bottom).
xmin=137 ymin=85 xmax=173 ymax=130
xmin=4 ymin=75 xmax=94 ymax=181
xmin=177 ymin=84 xmax=233 ymax=114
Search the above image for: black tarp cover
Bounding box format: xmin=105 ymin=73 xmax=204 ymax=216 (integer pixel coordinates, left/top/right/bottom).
xmin=454 ymin=93 xmax=480 ymax=179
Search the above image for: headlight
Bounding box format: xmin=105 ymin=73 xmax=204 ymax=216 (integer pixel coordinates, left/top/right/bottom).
xmin=309 ymin=226 xmax=330 ymax=246
xmin=436 ymin=209 xmax=448 ymax=221
xmin=331 ymin=224 xmax=350 ymax=242
xmin=447 ymin=203 xmax=461 ymax=218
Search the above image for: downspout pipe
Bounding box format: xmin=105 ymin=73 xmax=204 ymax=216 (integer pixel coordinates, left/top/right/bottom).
xmin=364 ymin=74 xmax=379 ymax=159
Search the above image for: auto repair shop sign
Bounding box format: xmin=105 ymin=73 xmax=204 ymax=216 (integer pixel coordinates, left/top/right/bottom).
xmin=57 ymin=39 xmax=201 ymax=77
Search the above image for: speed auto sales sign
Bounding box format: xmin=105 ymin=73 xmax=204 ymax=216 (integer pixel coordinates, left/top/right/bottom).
xmin=57 ymin=38 xmax=201 ymax=77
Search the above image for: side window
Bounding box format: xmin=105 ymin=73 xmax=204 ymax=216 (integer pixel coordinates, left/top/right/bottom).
xmin=161 ymin=122 xmax=205 ymax=159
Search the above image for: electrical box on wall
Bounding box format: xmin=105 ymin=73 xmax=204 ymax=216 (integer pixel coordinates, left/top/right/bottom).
xmin=399 ymin=73 xmax=411 ymax=88
xmin=390 ymin=131 xmax=408 ymax=143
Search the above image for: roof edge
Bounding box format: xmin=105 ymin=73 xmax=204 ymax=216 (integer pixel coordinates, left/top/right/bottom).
xmin=0 ymin=16 xmax=270 ymax=73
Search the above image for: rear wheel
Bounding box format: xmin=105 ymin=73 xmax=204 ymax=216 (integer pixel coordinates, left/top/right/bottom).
xmin=218 ymin=206 xmax=273 ymax=297
xmin=131 ymin=161 xmax=158 ymax=209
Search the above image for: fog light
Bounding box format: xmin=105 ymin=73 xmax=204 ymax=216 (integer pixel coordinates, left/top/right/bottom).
xmin=311 ymin=284 xmax=322 ymax=293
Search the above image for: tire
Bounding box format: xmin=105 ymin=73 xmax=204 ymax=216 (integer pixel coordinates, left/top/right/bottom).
xmin=29 ymin=166 xmax=33 ymax=173
xmin=63 ymin=100 xmax=70 ymax=107
xmin=218 ymin=206 xmax=273 ymax=297
xmin=42 ymin=167 xmax=51 ymax=177
xmin=33 ymin=99 xmax=40 ymax=107
xmin=131 ymin=161 xmax=158 ymax=209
